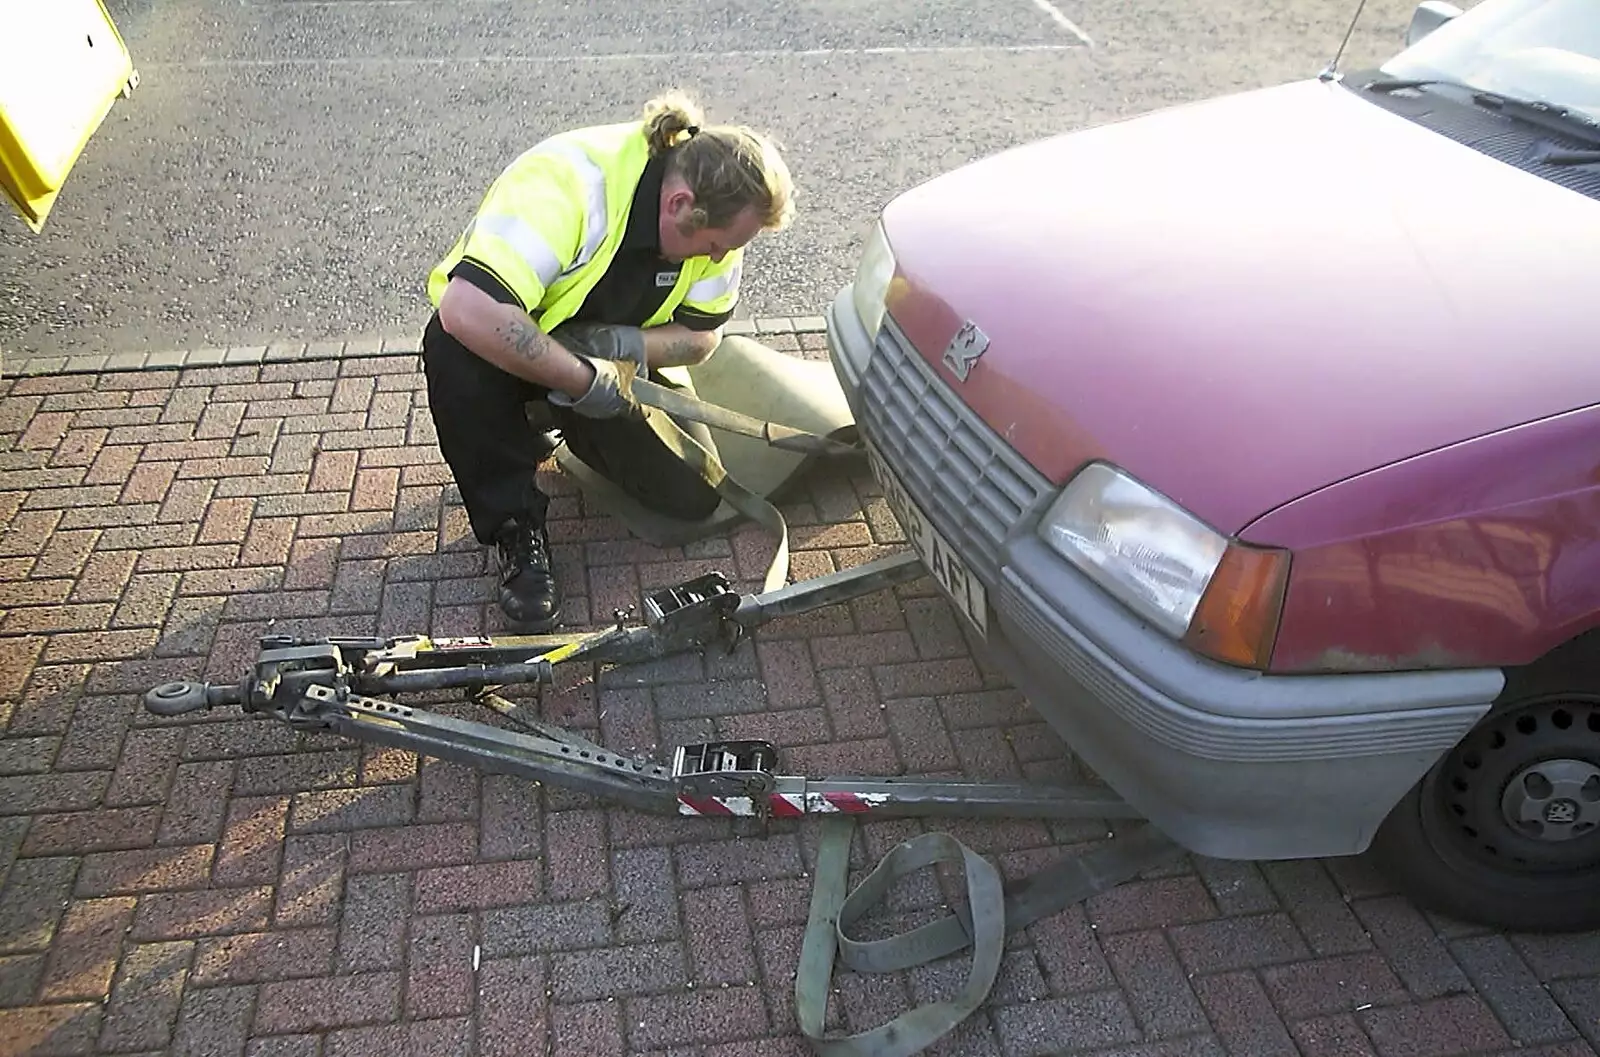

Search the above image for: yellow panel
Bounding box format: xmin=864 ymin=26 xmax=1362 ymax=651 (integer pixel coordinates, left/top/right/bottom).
xmin=0 ymin=0 xmax=136 ymax=232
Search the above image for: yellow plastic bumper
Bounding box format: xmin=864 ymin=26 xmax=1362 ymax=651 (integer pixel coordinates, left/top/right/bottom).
xmin=0 ymin=0 xmax=137 ymax=233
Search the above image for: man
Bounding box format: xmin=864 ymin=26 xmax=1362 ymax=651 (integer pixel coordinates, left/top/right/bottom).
xmin=421 ymin=92 xmax=795 ymax=629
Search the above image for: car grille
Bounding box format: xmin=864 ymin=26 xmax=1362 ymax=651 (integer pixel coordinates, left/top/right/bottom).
xmin=860 ymin=320 xmax=1053 ymax=583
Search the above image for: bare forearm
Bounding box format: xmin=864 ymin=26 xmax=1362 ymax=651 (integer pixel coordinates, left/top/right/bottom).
xmin=643 ymin=324 xmax=722 ymax=369
xmin=438 ymin=279 xmax=594 ymax=395
xmin=486 ymin=313 xmax=596 ymax=393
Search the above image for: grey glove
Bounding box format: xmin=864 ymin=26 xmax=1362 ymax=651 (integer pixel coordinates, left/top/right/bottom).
xmin=548 ymin=357 xmax=643 ymax=420
xmin=552 ymin=322 xmax=649 ymax=376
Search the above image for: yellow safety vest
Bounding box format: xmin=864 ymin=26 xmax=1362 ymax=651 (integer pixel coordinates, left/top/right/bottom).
xmin=427 ymin=120 xmax=744 ymax=331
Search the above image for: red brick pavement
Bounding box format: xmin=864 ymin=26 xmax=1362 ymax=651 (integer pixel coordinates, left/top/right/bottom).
xmin=2 ymin=351 xmax=1600 ymax=1056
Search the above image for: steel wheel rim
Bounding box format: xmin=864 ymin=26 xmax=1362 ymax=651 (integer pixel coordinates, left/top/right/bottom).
xmin=1424 ymin=693 xmax=1600 ymax=876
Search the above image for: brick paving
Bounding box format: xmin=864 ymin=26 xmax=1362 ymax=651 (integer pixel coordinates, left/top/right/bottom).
xmin=2 ymin=348 xmax=1600 ymax=1056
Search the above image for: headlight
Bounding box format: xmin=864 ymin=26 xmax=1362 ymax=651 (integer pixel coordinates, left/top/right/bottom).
xmin=1041 ymin=463 xmax=1224 ymax=636
xmin=1040 ymin=463 xmax=1289 ymax=669
xmin=851 ymin=220 xmax=896 ymax=342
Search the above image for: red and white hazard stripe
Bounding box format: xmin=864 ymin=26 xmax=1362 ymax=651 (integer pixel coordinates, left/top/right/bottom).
xmin=676 ymin=790 xmax=891 ymax=817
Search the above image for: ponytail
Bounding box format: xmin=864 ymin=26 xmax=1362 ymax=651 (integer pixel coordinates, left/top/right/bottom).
xmin=642 ymin=90 xmax=706 ymax=156
xmin=640 ymin=90 xmax=795 ymax=233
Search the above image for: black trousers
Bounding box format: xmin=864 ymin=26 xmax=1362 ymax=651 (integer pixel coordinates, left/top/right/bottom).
xmin=421 ymin=313 xmax=721 ymax=544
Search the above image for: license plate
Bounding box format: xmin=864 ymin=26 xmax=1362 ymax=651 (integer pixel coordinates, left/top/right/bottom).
xmin=866 ymin=443 xmax=989 ymax=637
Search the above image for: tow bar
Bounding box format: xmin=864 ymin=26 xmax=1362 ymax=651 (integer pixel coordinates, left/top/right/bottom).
xmin=143 ymin=551 xmax=1181 ymax=1057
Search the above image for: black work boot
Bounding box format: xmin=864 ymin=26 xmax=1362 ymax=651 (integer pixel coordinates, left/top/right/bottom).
xmin=493 ymin=518 xmax=561 ymax=629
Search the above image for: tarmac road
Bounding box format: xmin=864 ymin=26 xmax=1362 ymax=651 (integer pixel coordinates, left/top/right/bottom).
xmin=1 ymin=0 xmax=1418 ymax=359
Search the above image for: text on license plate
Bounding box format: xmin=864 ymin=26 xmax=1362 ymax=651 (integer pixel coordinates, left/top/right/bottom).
xmin=866 ymin=444 xmax=988 ymax=637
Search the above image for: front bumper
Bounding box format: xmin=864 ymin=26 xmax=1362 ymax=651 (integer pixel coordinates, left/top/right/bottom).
xmin=825 ymin=286 xmax=1505 ymax=860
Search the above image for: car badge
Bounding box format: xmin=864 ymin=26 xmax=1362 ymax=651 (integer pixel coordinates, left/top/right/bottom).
xmin=942 ymin=321 xmax=990 ymax=382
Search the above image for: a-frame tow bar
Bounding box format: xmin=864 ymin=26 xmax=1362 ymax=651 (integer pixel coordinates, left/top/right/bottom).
xmin=143 ymin=551 xmax=1183 ymax=1057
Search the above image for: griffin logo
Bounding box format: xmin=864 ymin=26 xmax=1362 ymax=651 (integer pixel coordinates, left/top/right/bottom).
xmin=942 ymin=321 xmax=990 ymax=382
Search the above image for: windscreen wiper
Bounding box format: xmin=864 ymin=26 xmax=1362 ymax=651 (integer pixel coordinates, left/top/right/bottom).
xmin=1359 ymin=75 xmax=1476 ymax=94
xmin=1528 ymin=146 xmax=1600 ymax=167
xmin=1471 ymin=91 xmax=1600 ymax=148
xmin=1359 ymin=76 xmax=1600 ymax=148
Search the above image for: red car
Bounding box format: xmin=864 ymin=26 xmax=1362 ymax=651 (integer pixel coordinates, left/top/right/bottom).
xmin=825 ymin=0 xmax=1600 ymax=932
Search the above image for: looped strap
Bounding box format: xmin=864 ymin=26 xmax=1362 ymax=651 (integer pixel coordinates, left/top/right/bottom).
xmin=795 ymin=817 xmax=1182 ymax=1056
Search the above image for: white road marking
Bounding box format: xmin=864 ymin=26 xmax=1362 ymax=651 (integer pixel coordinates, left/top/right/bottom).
xmin=1025 ymin=0 xmax=1094 ymax=47
xmin=240 ymin=0 xmax=1095 ymax=47
xmin=145 ymin=45 xmax=1084 ymax=68
xmin=241 ymin=0 xmax=536 ymax=4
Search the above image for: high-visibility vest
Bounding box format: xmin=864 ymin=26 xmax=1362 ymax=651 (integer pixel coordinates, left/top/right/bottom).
xmin=427 ymin=120 xmax=744 ymax=331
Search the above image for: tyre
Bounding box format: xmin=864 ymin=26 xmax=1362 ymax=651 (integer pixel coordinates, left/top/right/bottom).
xmin=1368 ymin=661 xmax=1600 ymax=933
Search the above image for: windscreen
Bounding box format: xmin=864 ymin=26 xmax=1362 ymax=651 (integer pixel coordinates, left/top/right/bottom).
xmin=1383 ymin=0 xmax=1600 ymax=121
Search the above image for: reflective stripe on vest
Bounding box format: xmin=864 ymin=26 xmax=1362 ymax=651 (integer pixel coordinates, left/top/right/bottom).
xmin=470 ymin=214 xmax=564 ymax=289
xmin=529 ymin=139 xmax=610 ymax=280
xmin=686 ymin=260 xmax=741 ymax=304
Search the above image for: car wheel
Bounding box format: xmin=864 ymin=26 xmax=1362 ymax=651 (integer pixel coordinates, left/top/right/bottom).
xmin=1368 ymin=671 xmax=1600 ymax=933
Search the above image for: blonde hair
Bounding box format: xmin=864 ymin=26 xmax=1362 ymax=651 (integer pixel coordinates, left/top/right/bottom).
xmin=642 ymin=91 xmax=795 ymax=233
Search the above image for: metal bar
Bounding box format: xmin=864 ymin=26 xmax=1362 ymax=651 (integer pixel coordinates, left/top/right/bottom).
xmin=791 ymin=778 xmax=1143 ymax=819
xmin=677 ymin=775 xmax=1142 ymax=820
xmin=344 ymin=628 xmax=635 ymax=688
xmin=330 ymin=556 xmax=928 ymax=692
xmin=140 ymin=541 xmax=1155 ymax=832
xmin=560 ymin=625 xmax=690 ymax=667
xmin=357 ymin=660 xmax=553 ymax=695
xmin=384 ymin=634 xmax=597 ymax=669
xmin=303 ymin=686 xmax=680 ymax=815
xmin=359 ymin=629 xmax=621 ymax=672
xmin=292 ymin=687 xmax=1142 ymax=825
xmin=732 ymin=552 xmax=926 ymax=629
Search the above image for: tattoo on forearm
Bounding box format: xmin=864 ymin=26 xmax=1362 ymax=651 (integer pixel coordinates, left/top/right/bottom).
xmin=498 ymin=319 xmax=551 ymax=364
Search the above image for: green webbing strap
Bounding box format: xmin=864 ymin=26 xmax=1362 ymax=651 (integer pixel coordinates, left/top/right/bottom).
xmin=796 ymin=818 xmax=1182 ymax=1057
xmin=633 ymin=378 xmax=862 ymax=458
xmin=796 ymin=818 xmax=1006 ymax=1057
xmin=635 ymin=400 xmax=793 ymax=594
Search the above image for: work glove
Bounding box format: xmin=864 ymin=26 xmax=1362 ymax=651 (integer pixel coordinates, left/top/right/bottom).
xmin=548 ymin=357 xmax=643 ymax=421
xmin=552 ymin=322 xmax=649 ymax=377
